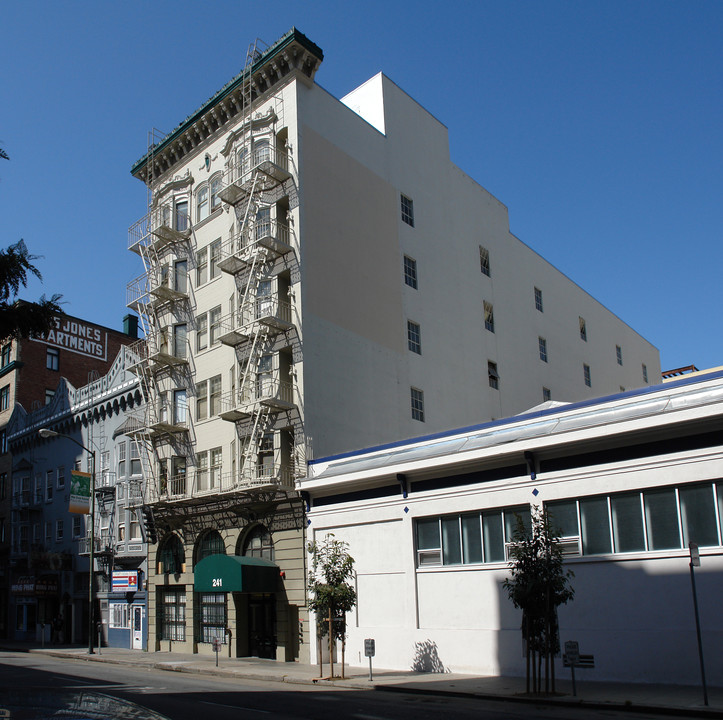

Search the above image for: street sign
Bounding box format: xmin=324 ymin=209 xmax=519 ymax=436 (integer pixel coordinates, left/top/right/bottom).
xmin=564 ymin=640 xmax=580 ymax=666
xmin=364 ymin=638 xmax=375 ymax=657
xmin=565 ymin=640 xmax=580 ymax=697
xmin=689 ymin=542 xmax=700 ymax=567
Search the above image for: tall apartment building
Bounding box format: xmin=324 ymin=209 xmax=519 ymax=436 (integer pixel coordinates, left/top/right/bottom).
xmin=127 ymin=29 xmax=660 ymax=660
xmin=0 ymin=313 xmax=138 ymax=638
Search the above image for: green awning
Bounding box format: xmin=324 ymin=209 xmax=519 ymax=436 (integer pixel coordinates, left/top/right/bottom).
xmin=194 ymin=554 xmax=279 ymax=593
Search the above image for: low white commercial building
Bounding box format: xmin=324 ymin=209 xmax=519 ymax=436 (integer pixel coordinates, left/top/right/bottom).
xmin=303 ymin=371 xmax=723 ymax=685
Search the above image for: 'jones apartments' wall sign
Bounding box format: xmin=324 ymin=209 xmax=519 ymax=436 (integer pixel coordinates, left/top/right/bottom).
xmin=32 ymin=317 xmax=108 ymax=360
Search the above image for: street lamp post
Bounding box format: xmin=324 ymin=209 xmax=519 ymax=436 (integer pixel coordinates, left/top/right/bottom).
xmin=39 ymin=428 xmax=97 ymax=655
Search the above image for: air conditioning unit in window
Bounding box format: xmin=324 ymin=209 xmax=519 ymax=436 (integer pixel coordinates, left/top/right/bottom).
xmin=505 ymin=537 xmax=581 ymax=561
xmin=558 ymin=537 xmax=581 ymax=557
xmin=417 ymin=549 xmax=442 ymax=566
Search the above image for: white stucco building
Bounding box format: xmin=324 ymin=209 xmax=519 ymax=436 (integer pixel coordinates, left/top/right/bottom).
xmin=126 ymin=28 xmax=660 ymax=661
xmin=303 ymin=370 xmax=723 ymax=685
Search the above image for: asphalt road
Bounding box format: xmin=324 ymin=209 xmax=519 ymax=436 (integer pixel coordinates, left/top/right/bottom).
xmin=0 ymin=651 xmax=695 ymax=720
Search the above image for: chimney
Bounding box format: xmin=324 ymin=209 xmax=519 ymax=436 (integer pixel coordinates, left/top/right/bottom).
xmin=123 ymin=314 xmax=138 ymax=339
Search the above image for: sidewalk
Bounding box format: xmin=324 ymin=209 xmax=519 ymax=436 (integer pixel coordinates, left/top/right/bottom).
xmin=3 ymin=642 xmax=722 ymax=718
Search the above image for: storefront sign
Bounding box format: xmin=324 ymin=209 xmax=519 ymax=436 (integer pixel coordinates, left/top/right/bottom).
xmin=11 ymin=576 xmax=58 ymax=596
xmin=33 ymin=317 xmax=107 ymax=360
xmin=112 ymin=571 xmax=139 ymax=592
xmin=69 ymin=471 xmax=91 ymax=514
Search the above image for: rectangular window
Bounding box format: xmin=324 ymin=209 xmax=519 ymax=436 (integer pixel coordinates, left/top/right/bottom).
xmin=611 ymin=493 xmax=645 ymax=553
xmin=197 ymin=451 xmax=208 ymax=490
xmin=642 ymin=364 xmax=648 ymax=384
xmin=483 ymin=302 xmax=494 ymax=333
xmin=400 ymin=194 xmax=414 ymax=227
xmin=488 ymin=361 xmax=499 ymax=390
xmin=211 ymin=176 xmax=222 ymax=212
xmin=175 ymin=200 xmax=188 ymax=232
xmin=616 ymin=345 xmax=623 ymax=366
xmin=580 ymin=497 xmax=611 ymax=554
xmin=56 ymin=519 xmax=63 ymax=542
xmin=196 ymin=314 xmax=208 ymax=352
xmin=210 ymin=239 xmax=222 ymax=280
xmin=411 ymin=387 xmax=425 ymax=422
xmin=46 ymin=347 xmax=60 ymax=371
xmin=679 ymin=484 xmax=718 ymax=547
xmin=72 ymin=516 xmax=82 ymax=539
xmin=209 ymin=306 xmax=222 ymax=346
xmin=579 ymin=316 xmax=587 ymax=341
xmin=407 ymin=321 xmax=421 ymax=354
xmin=160 ymin=589 xmax=186 ymax=641
xmin=539 ymin=483 xmax=723 ymax=559
xmin=173 ymin=389 xmax=188 ymax=425
xmin=583 ymin=363 xmax=591 ymax=387
xmin=196 ymin=380 xmax=208 ymax=421
xmin=538 ymin=337 xmax=548 ymax=363
xmin=644 ymin=489 xmax=680 ymax=551
xmin=173 ymin=324 xmax=187 ymax=358
xmin=0 ymin=472 xmax=6 ymax=500
xmin=45 ymin=521 xmax=51 ymax=543
xmin=110 ymin=603 xmax=130 ymax=629
xmin=534 ymin=287 xmax=543 ymax=312
xmin=46 ymin=471 xmax=53 ymax=502
xmin=57 ymin=466 xmax=65 ymax=490
xmin=209 ymin=375 xmax=222 ymax=416
xmin=130 ymin=442 xmax=142 ymax=476
xmin=0 ymin=430 xmax=6 ymax=454
xmin=197 ymin=186 xmax=209 ymax=223
xmin=196 ymin=248 xmax=208 ymax=286
xmin=1 ymin=344 xmax=11 ymax=367
xmin=0 ymin=386 xmax=9 ymax=411
xmin=45 ymin=389 xmax=55 ymax=405
xmin=210 ymin=447 xmax=222 ymax=488
xmin=118 ymin=442 xmax=127 ymax=478
xmin=416 ymin=506 xmax=529 ymax=567
xmin=542 ymin=387 xmax=551 ymax=402
xmin=479 ymin=246 xmax=490 ymax=277
xmin=174 ymin=260 xmax=188 ymax=294
xmin=198 ymin=593 xmax=227 ymax=644
xmin=403 ymin=256 xmax=418 ymax=289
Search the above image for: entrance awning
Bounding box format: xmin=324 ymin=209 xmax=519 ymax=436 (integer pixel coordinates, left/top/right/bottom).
xmin=194 ymin=555 xmax=279 ymax=593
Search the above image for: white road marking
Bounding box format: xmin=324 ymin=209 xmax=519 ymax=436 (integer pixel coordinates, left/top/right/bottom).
xmin=199 ymin=700 xmax=270 ymax=714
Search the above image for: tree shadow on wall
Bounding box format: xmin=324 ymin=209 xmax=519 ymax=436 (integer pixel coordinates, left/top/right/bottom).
xmin=411 ymin=639 xmax=450 ymax=673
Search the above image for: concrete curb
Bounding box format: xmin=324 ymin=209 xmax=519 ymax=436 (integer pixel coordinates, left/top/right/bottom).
xmin=4 ymin=646 xmax=721 ymax=718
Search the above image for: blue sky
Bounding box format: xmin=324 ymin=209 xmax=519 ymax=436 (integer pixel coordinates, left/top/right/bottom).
xmin=1 ymin=1 xmax=721 ymax=373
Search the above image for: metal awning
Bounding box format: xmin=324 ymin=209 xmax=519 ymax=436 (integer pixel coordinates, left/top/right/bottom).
xmin=194 ymin=554 xmax=279 ymax=593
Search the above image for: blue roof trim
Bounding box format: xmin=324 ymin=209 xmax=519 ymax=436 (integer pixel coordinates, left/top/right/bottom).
xmin=310 ymin=370 xmax=723 ymax=467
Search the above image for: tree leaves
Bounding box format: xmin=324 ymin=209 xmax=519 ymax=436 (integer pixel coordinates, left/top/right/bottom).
xmin=0 ymin=240 xmax=62 ymax=339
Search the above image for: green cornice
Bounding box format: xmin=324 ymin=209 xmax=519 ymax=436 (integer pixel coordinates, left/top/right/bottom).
xmin=131 ymin=27 xmax=323 ymax=180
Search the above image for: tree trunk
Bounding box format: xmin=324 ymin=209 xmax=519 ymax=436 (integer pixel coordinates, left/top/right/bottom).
xmin=317 ymin=631 xmax=322 ymax=678
xmin=544 ymin=590 xmax=550 ymax=695
xmin=328 ymin=606 xmax=334 ymax=678
xmin=525 ymin=614 xmax=530 ymax=694
xmin=341 ymin=631 xmax=346 ymax=679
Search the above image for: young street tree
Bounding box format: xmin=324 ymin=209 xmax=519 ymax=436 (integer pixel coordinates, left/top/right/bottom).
xmin=307 ymin=533 xmax=357 ymax=679
xmin=0 ymin=240 xmax=62 ymax=339
xmin=504 ymin=505 xmax=574 ymax=695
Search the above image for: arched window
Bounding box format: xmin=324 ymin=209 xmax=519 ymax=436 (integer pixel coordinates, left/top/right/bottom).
xmin=196 ymin=186 xmax=209 ymax=222
xmin=210 ymin=174 xmax=223 ymax=212
xmin=158 ymin=534 xmax=184 ymax=575
xmin=196 ymin=529 xmax=225 ymax=564
xmin=253 ymin=138 xmax=270 ymax=166
xmin=242 ymin=525 xmax=274 ymax=561
xmin=236 ymin=147 xmax=248 ymax=180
